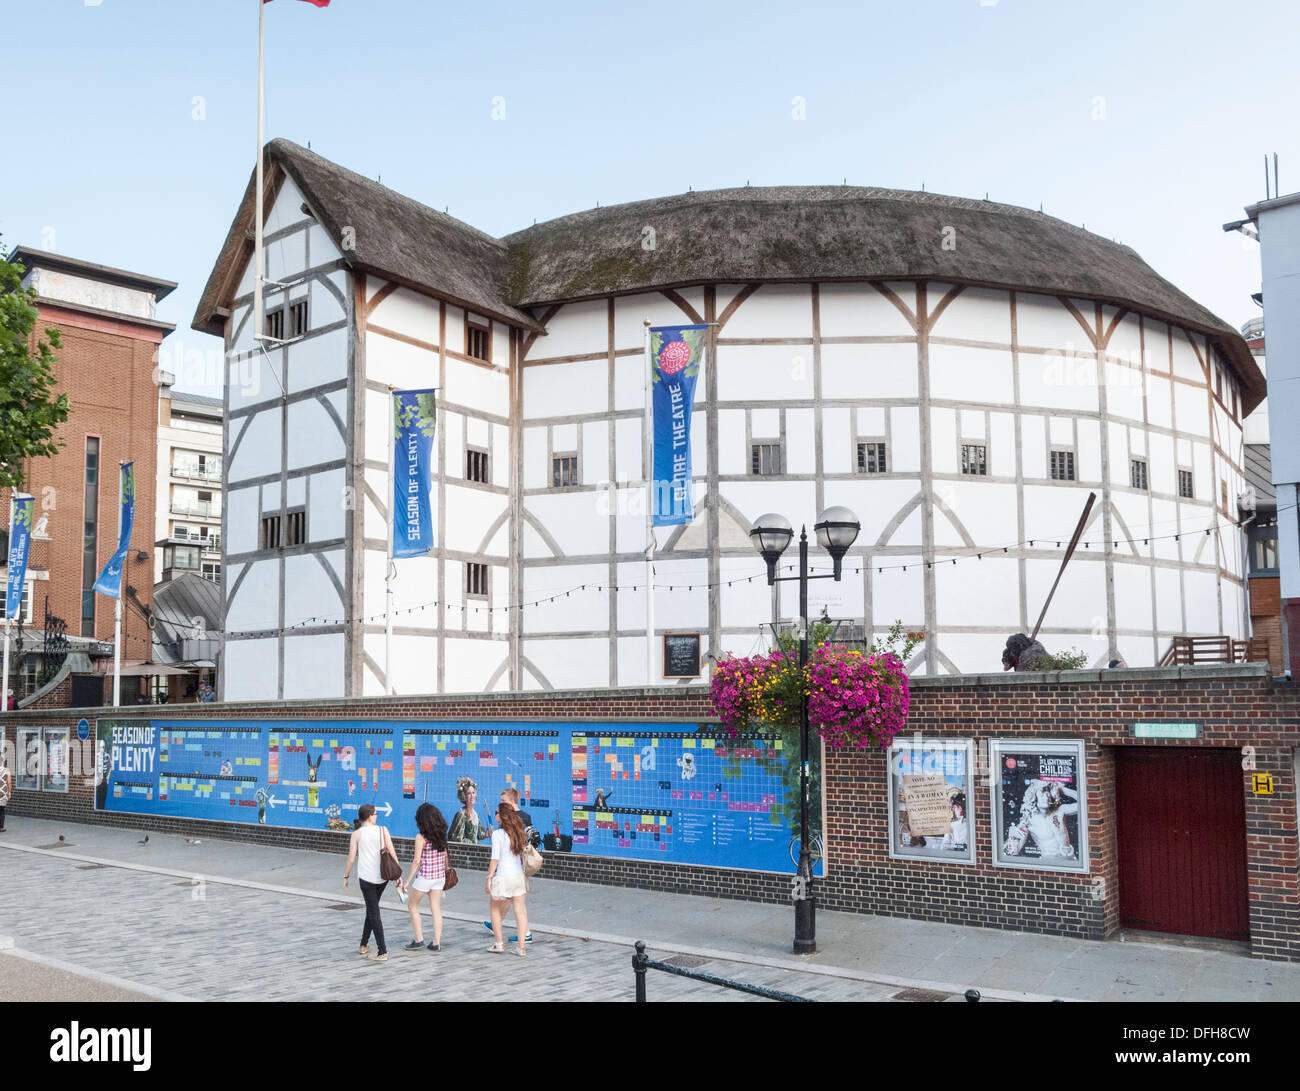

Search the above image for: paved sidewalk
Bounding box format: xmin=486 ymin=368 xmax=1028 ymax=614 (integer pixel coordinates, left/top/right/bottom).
xmin=3 ymin=817 xmax=1299 ymax=1002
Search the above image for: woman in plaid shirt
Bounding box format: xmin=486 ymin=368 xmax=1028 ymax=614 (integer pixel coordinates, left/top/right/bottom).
xmin=398 ymin=803 xmax=449 ymax=951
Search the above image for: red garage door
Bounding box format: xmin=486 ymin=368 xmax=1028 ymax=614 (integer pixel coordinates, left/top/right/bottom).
xmin=1114 ymin=747 xmax=1249 ymax=942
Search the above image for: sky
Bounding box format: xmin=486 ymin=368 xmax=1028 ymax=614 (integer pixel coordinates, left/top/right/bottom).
xmin=2 ymin=0 xmax=1296 ymax=397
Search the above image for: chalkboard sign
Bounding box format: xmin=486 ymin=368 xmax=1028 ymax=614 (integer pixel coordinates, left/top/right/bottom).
xmin=662 ymin=632 xmax=701 ymax=678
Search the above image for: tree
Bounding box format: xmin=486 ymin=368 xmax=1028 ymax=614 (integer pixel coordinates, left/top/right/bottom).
xmin=0 ymin=239 xmax=70 ymax=490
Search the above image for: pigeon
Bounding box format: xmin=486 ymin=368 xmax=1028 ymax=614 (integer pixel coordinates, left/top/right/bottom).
xmin=138 ymin=835 xmax=149 ymax=845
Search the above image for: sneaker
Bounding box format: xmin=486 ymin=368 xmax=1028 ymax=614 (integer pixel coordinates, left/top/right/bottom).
xmin=358 ymin=945 xmax=369 ymax=957
xmin=482 ymin=920 xmax=493 ymax=933
xmin=403 ymin=940 xmax=424 ymax=951
xmin=369 ymin=952 xmax=388 ymax=962
xmin=486 ymin=942 xmax=504 ymax=953
xmin=508 ymin=933 xmax=534 ymax=943
xmin=427 ymin=942 xmax=440 ymax=952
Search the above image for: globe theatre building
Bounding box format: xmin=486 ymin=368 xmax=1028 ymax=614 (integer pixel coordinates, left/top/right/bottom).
xmin=194 ymin=141 xmax=1263 ymax=701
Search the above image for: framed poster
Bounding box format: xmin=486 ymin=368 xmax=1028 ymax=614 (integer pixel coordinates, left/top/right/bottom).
xmin=990 ymin=739 xmax=1088 ymax=873
xmin=888 ymin=738 xmax=975 ymax=864
xmin=43 ymin=727 xmax=69 ymax=793
xmin=15 ymin=728 xmax=41 ymax=791
xmin=662 ymin=633 xmax=701 ymax=678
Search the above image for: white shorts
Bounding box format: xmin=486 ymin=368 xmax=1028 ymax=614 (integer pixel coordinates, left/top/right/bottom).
xmin=410 ymin=875 xmax=445 ymax=893
xmin=489 ymin=873 xmax=528 ymax=899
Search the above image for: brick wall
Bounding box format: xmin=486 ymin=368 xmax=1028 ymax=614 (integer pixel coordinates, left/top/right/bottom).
xmin=3 ymin=304 xmax=161 ymax=658
xmin=4 ymin=669 xmax=1298 ymax=959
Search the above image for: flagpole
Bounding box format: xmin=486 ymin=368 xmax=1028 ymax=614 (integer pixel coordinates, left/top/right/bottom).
xmin=644 ymin=320 xmax=655 ymax=687
xmin=2 ymin=498 xmax=12 ymax=713
xmin=386 ymin=387 xmax=395 ymax=695
xmin=254 ymin=0 xmax=266 ymax=350
xmin=113 ymin=463 xmax=124 ymax=708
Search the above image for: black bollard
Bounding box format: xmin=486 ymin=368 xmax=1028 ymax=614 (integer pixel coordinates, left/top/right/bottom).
xmin=633 ymin=940 xmax=648 ymax=1003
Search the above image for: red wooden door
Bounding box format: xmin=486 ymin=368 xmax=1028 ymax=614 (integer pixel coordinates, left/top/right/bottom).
xmin=1114 ymin=747 xmax=1249 ymax=942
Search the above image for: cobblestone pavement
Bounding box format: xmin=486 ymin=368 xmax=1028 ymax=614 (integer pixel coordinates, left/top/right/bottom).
xmin=0 ymin=854 xmax=906 ymax=1002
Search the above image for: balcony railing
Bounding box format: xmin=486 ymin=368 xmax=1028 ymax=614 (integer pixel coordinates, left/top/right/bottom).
xmin=170 ymin=500 xmax=221 ymax=519
xmin=170 ymin=463 xmax=223 ymax=483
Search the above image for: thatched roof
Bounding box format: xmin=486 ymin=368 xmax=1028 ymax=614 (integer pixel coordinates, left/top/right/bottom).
xmin=193 ymin=141 xmax=1262 ymax=411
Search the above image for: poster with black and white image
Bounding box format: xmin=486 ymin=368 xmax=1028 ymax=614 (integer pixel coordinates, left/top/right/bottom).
xmin=15 ymin=728 xmax=41 ymax=792
xmin=991 ymin=739 xmax=1088 ymax=872
xmin=888 ymin=738 xmax=975 ymax=864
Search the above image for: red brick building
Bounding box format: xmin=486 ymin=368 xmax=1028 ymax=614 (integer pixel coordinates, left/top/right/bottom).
xmin=3 ymin=248 xmax=175 ymax=702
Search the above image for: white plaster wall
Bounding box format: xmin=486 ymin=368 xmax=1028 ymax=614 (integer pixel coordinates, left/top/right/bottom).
xmin=287 ymin=394 xmax=347 ymax=471
xmin=929 ymin=344 xmax=1015 ymax=405
xmin=716 ymin=345 xmax=814 ymax=402
xmin=929 ymin=287 xmax=1010 ymax=342
xmin=524 ymin=359 xmax=607 ymax=418
xmin=282 ymin=633 xmax=347 ymax=699
xmin=821 ymin=342 xmax=919 ymax=399
xmin=226 ymin=559 xmax=280 ymax=630
xmin=446 ymin=357 xmax=509 ymax=418
xmin=722 ymin=284 xmax=812 ymax=339
xmin=817 ymin=283 xmax=916 ymax=338
xmin=365 ymin=329 xmax=438 ymax=392
xmin=528 ymin=300 xmax=606 ymax=361
xmin=223 ymin=637 xmax=278 ymax=701
xmin=521 ymin=637 xmax=607 ymax=691
xmin=225 ymin=488 xmax=259 ymax=555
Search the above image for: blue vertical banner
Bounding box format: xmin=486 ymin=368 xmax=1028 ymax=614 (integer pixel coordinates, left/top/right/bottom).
xmin=392 ymin=389 xmax=437 ymax=557
xmin=6 ymin=495 xmax=34 ymax=618
xmin=651 ymin=324 xmax=706 ymax=526
xmin=93 ymin=462 xmax=134 ymax=599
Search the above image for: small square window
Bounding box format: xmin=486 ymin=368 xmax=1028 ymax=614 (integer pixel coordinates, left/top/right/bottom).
xmin=751 ymin=442 xmax=782 ymax=476
xmin=1130 ymin=459 xmax=1148 ymax=491
xmin=857 ymin=441 xmax=887 ymax=474
xmin=1049 ymin=449 xmax=1076 ymax=481
xmin=289 ymin=300 xmax=309 ymax=339
xmin=466 ymin=562 xmax=489 ymax=598
xmin=264 ymin=308 xmax=285 ymax=341
xmin=466 ymin=448 xmax=490 ymax=484
xmin=285 ymin=509 xmax=306 ymax=547
xmin=466 ymin=324 xmax=491 ymax=362
xmin=552 ymin=455 xmax=578 ymax=488
xmin=1178 ymin=469 xmax=1194 ymax=499
xmin=259 ymin=515 xmax=281 ymax=550
xmin=960 ymin=444 xmax=987 ymax=476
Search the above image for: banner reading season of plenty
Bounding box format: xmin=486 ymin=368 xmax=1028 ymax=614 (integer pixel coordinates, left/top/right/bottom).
xmin=650 ymin=325 xmax=706 ymax=526
xmin=6 ymin=495 xmax=33 ymax=618
xmin=391 ymin=389 xmax=436 ymax=557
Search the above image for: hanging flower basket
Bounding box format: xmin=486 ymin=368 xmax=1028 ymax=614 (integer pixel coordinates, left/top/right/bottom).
xmin=711 ymin=644 xmax=910 ymax=751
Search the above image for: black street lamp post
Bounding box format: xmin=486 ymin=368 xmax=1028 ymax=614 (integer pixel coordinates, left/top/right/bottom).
xmin=749 ymin=506 xmax=860 ymax=955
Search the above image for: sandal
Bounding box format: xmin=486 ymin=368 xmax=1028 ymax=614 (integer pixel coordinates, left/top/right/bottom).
xmin=515 ymin=946 xmax=527 ymax=958
xmin=486 ymin=942 xmax=504 ymax=953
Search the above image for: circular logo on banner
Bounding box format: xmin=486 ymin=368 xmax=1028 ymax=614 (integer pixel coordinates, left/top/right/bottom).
xmin=77 ymin=718 xmax=90 ymax=741
xmin=658 ymin=341 xmax=691 ymax=375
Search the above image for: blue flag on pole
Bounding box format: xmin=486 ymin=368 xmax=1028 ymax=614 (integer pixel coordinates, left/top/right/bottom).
xmin=650 ymin=324 xmax=706 ymax=526
xmin=6 ymin=496 xmax=33 ymax=619
xmin=93 ymin=462 xmax=135 ymax=599
xmin=392 ymin=389 xmax=437 ymax=557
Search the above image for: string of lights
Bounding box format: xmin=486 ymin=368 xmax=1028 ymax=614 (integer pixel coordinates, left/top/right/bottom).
xmin=151 ymin=500 xmax=1284 ymax=640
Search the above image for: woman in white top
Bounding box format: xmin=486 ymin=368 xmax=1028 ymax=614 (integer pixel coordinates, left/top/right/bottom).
xmin=343 ymin=803 xmax=398 ymax=961
xmin=485 ymin=802 xmax=529 ymax=957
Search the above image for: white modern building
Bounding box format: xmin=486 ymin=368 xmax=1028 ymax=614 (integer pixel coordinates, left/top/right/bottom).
xmin=1241 ymin=188 xmax=1300 ymax=677
xmin=155 ymin=381 xmax=224 ymax=585
xmin=194 ymin=141 xmax=1262 ymax=700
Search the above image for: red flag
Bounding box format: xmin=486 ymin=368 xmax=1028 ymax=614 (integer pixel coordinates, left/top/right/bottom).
xmin=264 ymin=1 xmax=331 ymax=6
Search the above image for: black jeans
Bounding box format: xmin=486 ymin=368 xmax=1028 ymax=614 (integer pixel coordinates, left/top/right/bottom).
xmin=0 ymin=805 xmax=6 ymax=829
xmin=359 ymin=878 xmax=388 ymax=954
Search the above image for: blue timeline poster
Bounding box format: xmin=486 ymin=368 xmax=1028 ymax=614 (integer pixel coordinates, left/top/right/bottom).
xmin=94 ymin=719 xmax=822 ymax=876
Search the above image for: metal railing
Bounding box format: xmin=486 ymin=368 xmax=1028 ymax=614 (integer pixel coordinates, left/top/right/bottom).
xmin=170 ymin=500 xmax=221 ymax=519
xmin=170 ymin=464 xmax=222 ymax=483
xmin=631 ymin=941 xmax=815 ymax=1002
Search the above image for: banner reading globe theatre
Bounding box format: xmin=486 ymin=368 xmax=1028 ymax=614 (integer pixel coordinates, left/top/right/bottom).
xmin=650 ymin=325 xmax=706 ymax=527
